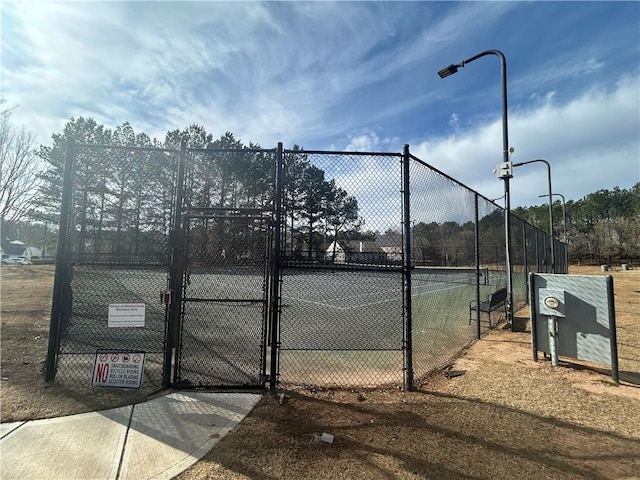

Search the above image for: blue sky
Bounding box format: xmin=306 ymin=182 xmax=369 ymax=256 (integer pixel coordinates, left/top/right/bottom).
xmin=2 ymin=1 xmax=639 ymax=210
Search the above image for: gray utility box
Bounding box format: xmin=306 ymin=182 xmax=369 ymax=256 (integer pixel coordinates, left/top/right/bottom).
xmin=529 ymin=273 xmax=619 ymax=383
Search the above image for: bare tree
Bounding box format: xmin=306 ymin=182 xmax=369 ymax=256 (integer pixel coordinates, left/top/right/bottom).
xmin=0 ymin=102 xmax=42 ymax=238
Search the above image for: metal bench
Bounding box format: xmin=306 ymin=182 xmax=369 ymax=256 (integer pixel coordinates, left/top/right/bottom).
xmin=469 ymin=287 xmax=507 ymax=327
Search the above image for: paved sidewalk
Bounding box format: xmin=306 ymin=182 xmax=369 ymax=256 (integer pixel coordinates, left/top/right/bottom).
xmin=0 ymin=391 xmax=262 ymax=480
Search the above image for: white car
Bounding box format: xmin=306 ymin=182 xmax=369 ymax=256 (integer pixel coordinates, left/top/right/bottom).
xmin=2 ymin=257 xmax=31 ymax=265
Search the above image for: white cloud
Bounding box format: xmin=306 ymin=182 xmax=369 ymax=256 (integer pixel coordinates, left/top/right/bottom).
xmin=1 ymin=0 xmax=637 ymax=225
xmin=2 ymin=2 xmax=286 ymax=142
xmin=511 ymin=57 xmax=606 ymax=96
xmin=344 ymin=132 xmax=400 ymax=152
xmin=411 ymin=74 xmax=640 ymax=207
xmin=1 ymin=1 xmax=517 ymax=146
xmin=330 ymin=153 xmax=404 ymax=232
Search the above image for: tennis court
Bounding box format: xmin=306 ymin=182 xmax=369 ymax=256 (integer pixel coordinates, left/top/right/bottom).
xmin=279 ymin=266 xmax=485 ymax=310
xmin=60 ymin=265 xmax=490 ymax=337
xmin=46 ymin=142 xmax=563 ymax=392
xmin=54 ymin=264 xmax=494 ymax=387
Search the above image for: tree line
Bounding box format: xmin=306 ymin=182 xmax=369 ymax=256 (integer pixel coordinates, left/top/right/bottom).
xmin=406 ymin=184 xmax=640 ymax=268
xmin=1 ymin=112 xmax=363 ymax=262
xmin=2 ymin=106 xmax=637 ymax=266
xmin=512 ymin=185 xmax=640 ymax=264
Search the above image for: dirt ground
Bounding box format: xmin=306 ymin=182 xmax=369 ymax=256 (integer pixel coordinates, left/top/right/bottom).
xmin=0 ymin=265 xmax=151 ymax=420
xmin=1 ymin=265 xmax=639 ymax=479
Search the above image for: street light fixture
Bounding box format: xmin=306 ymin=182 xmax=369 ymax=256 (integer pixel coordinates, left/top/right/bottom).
xmin=437 ymin=64 xmax=461 ymax=78
xmin=438 ymin=49 xmax=514 ymax=325
xmin=513 ymin=159 xmax=555 ymax=273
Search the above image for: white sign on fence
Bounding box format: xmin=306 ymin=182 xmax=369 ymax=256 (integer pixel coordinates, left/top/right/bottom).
xmin=108 ymin=303 xmax=146 ymax=327
xmin=92 ymin=352 xmax=145 ymax=388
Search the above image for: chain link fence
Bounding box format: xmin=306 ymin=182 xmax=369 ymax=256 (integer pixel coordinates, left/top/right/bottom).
xmin=47 ymin=144 xmax=180 ymax=390
xmin=278 ymin=151 xmax=405 ymax=387
xmin=46 ymin=141 xmax=567 ymax=392
xmin=408 ymin=155 xmax=479 ymax=382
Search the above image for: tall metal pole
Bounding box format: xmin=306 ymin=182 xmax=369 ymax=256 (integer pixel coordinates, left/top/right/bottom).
xmin=559 ymin=194 xmax=567 ymax=272
xmin=166 ymin=140 xmax=187 ymax=386
xmin=402 ymin=144 xmax=414 ymax=391
xmin=546 ymin=163 xmax=554 ymax=273
xmin=269 ymin=142 xmax=284 ymax=392
xmin=474 ymin=193 xmax=481 ymax=339
xmin=540 ymin=192 xmax=567 ymax=272
xmin=45 ymin=138 xmax=75 ymax=381
xmin=561 ymin=197 xmax=566 ymax=242
xmin=523 ymin=220 xmax=529 ymax=304
xmin=497 ymin=51 xmax=515 ymax=325
xmin=514 ymin=159 xmax=554 ymax=273
xmin=438 ymin=50 xmax=513 ymax=325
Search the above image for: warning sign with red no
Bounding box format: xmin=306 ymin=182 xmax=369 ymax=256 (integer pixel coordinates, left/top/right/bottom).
xmin=92 ymin=352 xmax=145 ymax=388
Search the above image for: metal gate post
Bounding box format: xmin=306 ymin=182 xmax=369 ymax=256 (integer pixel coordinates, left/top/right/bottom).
xmin=402 ymin=145 xmax=414 ymax=391
xmin=45 ymin=138 xmax=75 ymax=381
xmin=269 ymin=142 xmax=284 ymax=392
xmin=164 ymin=141 xmax=187 ymax=387
xmin=474 ymin=194 xmax=481 ymax=339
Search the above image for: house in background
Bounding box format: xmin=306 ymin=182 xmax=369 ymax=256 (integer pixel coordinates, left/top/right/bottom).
xmin=1 ymin=240 xmax=42 ymax=261
xmin=374 ymin=233 xmax=403 ymax=262
xmin=326 ymin=239 xmax=388 ymax=265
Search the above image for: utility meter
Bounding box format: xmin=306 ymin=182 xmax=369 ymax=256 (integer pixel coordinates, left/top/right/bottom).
xmin=543 ymin=296 xmax=560 ymax=309
xmin=538 ymin=288 xmax=565 ymax=317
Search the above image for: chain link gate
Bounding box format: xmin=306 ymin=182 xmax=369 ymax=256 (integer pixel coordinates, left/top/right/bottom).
xmin=168 ymin=146 xmax=280 ymax=388
xmin=173 ymin=209 xmax=272 ymax=387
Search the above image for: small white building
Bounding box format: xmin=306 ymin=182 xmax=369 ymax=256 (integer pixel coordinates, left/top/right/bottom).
xmin=0 ymin=240 xmax=42 ymax=261
xmin=325 ymin=240 xmax=387 ymax=265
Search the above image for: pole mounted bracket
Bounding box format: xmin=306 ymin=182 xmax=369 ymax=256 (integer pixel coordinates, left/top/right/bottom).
xmin=495 ymin=161 xmax=513 ymax=179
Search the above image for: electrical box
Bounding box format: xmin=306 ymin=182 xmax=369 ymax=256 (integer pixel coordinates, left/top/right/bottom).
xmin=530 ymin=273 xmax=618 ymax=383
xmin=495 ymin=161 xmax=513 ymax=179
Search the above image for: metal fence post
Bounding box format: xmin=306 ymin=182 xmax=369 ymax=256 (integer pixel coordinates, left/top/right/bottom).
xmin=269 ymin=143 xmax=284 ymax=392
xmin=164 ymin=141 xmax=187 ymax=387
xmin=523 ymin=222 xmax=529 ymax=303
xmin=402 ymin=145 xmax=414 ymax=391
xmin=45 ymin=138 xmax=76 ymax=381
xmin=474 ymin=194 xmax=481 ymax=339
xmin=607 ymin=275 xmax=619 ymax=384
xmin=535 ymin=230 xmax=540 ymax=273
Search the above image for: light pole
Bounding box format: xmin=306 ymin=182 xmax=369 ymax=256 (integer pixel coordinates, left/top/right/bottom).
xmin=539 ymin=192 xmax=567 ymax=271
xmin=538 ymin=193 xmax=566 ymax=243
xmin=438 ymin=49 xmax=514 ymax=324
xmin=513 ymin=159 xmax=554 ymax=273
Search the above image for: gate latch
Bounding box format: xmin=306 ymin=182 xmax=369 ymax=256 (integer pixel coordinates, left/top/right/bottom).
xmin=160 ymin=289 xmax=173 ymax=305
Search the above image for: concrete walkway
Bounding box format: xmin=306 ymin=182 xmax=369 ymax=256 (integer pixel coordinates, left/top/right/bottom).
xmin=0 ymin=391 xmax=262 ymax=480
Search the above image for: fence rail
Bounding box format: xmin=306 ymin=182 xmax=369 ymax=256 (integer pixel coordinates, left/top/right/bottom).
xmin=46 ymin=140 xmax=567 ymax=392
